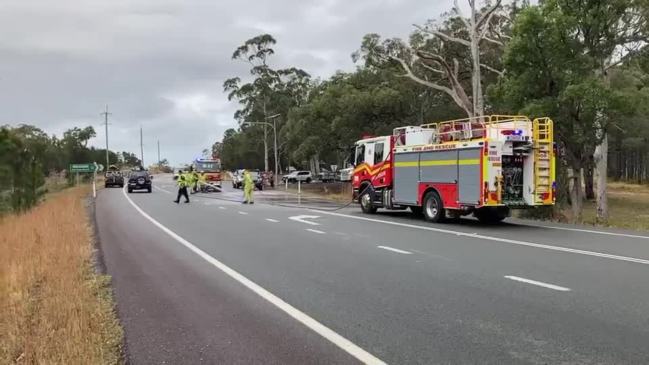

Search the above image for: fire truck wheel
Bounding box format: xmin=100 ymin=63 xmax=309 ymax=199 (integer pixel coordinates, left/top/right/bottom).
xmin=423 ymin=191 xmax=445 ymax=223
xmin=360 ymin=191 xmax=377 ymax=214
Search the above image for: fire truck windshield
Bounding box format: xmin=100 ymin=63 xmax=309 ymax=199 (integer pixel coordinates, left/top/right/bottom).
xmin=195 ymin=162 xmax=221 ymax=172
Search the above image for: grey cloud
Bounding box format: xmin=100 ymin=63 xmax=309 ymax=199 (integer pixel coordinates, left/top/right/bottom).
xmin=0 ymin=0 xmax=454 ymax=165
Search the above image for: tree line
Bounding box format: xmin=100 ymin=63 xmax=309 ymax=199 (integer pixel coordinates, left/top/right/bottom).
xmin=219 ymin=0 xmax=649 ymax=223
xmin=0 ymin=124 xmax=141 ymax=213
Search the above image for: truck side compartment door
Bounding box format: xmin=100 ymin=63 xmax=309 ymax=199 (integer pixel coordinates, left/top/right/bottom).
xmin=458 ymin=148 xmax=482 ymax=204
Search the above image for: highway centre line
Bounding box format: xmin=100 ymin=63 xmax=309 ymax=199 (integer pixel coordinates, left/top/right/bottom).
xmin=313 ymin=210 xmax=649 ymax=266
xmin=377 ymin=246 xmax=413 ymax=255
xmin=266 ymin=218 xmax=279 ymax=223
xmin=155 ymin=186 xmax=172 ymax=194
xmin=504 ymin=276 xmax=571 ymax=292
xmin=306 ymin=229 xmax=326 ymax=234
xmin=121 ymin=188 xmax=386 ymax=365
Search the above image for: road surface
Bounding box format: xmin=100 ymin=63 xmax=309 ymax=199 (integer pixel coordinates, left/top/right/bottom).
xmin=95 ymin=175 xmax=649 ymax=364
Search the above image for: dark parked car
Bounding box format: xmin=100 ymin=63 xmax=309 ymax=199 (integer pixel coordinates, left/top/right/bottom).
xmin=127 ymin=171 xmax=152 ymax=193
xmin=105 ymin=171 xmax=124 ymax=188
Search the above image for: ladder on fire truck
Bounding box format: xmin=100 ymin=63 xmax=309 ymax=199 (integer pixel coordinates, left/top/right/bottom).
xmin=532 ymin=118 xmax=553 ymax=203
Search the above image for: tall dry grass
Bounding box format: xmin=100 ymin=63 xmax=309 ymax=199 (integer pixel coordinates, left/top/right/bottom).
xmin=0 ymin=186 xmax=122 ymax=364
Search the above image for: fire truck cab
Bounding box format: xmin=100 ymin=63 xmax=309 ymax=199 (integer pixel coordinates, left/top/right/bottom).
xmin=351 ymin=115 xmax=555 ymax=223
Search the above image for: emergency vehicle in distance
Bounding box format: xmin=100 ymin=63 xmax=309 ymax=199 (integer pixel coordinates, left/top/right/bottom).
xmin=192 ymin=158 xmax=222 ymax=188
xmin=351 ymin=115 xmax=555 ymax=223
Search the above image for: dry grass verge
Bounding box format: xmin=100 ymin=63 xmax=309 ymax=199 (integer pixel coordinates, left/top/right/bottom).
xmin=0 ymin=186 xmax=122 ymax=364
xmin=580 ymin=182 xmax=649 ymax=231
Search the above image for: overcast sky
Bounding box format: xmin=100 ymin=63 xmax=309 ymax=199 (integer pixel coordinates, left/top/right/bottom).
xmin=0 ymin=0 xmax=454 ymax=166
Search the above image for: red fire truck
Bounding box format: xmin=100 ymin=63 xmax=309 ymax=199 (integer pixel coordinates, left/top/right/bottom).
xmin=351 ymin=115 xmax=555 ymax=223
xmin=192 ymin=158 xmax=222 ymax=187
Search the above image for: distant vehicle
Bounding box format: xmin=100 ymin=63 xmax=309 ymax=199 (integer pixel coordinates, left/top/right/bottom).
xmin=127 ymin=170 xmax=152 ymax=193
xmin=232 ymin=169 xmax=245 ymax=189
xmin=338 ymin=167 xmax=353 ymax=182
xmin=282 ymin=171 xmax=312 ymax=183
xmin=104 ymin=165 xmax=124 ymax=188
xmin=192 ymin=158 xmax=222 ymax=187
xmin=232 ymin=169 xmax=263 ymax=190
xmin=318 ymin=170 xmax=336 ymax=183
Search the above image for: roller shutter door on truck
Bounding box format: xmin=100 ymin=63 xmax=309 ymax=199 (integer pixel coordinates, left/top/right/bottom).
xmin=458 ymin=148 xmax=481 ymax=204
xmin=393 ymin=152 xmax=419 ymax=204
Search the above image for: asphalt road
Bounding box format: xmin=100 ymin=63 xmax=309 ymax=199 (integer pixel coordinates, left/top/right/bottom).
xmin=96 ymin=174 xmax=649 ymax=364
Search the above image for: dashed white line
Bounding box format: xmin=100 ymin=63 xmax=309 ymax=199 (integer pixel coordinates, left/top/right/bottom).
xmin=377 ymin=246 xmax=413 ymax=255
xmin=219 ymin=206 xmax=226 ymax=210
xmin=238 ymin=211 xmax=248 ymax=215
xmin=312 ymin=210 xmax=649 ymax=266
xmin=306 ymin=229 xmax=326 ymax=234
xmin=121 ymin=188 xmax=385 ymax=364
xmin=504 ymin=276 xmax=571 ymax=292
xmin=266 ymin=218 xmax=279 ymax=223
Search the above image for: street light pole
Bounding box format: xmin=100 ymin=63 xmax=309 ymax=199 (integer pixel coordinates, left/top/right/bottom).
xmin=246 ymin=113 xmax=281 ymax=187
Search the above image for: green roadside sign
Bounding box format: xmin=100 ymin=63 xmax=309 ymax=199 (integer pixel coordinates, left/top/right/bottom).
xmin=69 ymin=163 xmax=95 ymax=173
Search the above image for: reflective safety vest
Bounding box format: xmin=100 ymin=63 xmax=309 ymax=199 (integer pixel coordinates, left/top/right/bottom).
xmin=243 ymin=172 xmax=254 ymax=190
xmin=178 ymin=175 xmax=188 ymax=188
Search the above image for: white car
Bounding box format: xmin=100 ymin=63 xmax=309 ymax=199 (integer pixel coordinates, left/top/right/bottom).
xmin=338 ymin=167 xmax=353 ymax=182
xmin=282 ymin=171 xmax=312 ymax=183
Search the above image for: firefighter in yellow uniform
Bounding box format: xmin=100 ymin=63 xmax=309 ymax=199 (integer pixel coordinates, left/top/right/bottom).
xmin=198 ymin=171 xmax=207 ymax=192
xmin=242 ymin=170 xmax=254 ymax=204
xmin=188 ymin=169 xmax=199 ymax=193
xmin=174 ymin=171 xmax=190 ymax=204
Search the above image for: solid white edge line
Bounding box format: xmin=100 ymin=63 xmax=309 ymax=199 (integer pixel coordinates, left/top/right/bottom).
xmin=312 ymin=210 xmax=649 ymax=266
xmin=377 ymin=246 xmax=412 ymax=255
xmin=504 ymin=276 xmax=571 ymax=292
xmin=306 ymin=229 xmax=326 ymax=234
xmin=121 ymin=187 xmax=385 ymax=364
xmin=266 ymin=218 xmax=279 ymax=223
xmin=524 ymin=224 xmax=649 ymax=240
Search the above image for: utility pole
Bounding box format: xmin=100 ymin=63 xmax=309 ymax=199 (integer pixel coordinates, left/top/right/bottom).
xmin=140 ymin=126 xmax=144 ymax=168
xmin=157 ymin=140 xmax=161 ymax=166
xmin=101 ymin=105 xmax=111 ymax=168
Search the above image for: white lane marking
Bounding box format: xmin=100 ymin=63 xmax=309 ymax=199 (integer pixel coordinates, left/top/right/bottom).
xmin=121 ymin=188 xmax=385 ymax=364
xmin=289 ymin=215 xmax=321 ymax=226
xmin=155 ymin=186 xmax=172 ymax=194
xmin=525 ymin=224 xmax=649 ymax=240
xmin=377 ymin=246 xmax=412 ymax=255
xmin=306 ymin=229 xmax=326 ymax=234
xmin=266 ymin=218 xmax=279 ymax=223
xmin=313 ymin=210 xmax=649 ymax=266
xmin=238 ymin=211 xmax=248 ymax=215
xmin=219 ymin=206 xmax=226 ymax=210
xmin=504 ymin=276 xmax=571 ymax=292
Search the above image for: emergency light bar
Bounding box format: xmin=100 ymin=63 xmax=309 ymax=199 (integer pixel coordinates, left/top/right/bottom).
xmin=500 ymin=129 xmax=524 ymax=136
